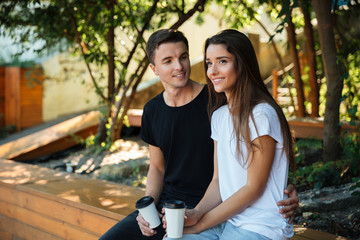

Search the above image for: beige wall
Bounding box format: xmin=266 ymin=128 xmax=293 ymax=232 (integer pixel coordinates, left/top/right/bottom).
xmin=42 ymin=53 xmax=102 ymax=121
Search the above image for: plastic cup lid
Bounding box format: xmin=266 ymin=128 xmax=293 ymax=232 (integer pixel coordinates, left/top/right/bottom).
xmin=136 ymin=196 xmax=154 ymax=209
xmin=164 ymin=200 xmax=185 ymax=209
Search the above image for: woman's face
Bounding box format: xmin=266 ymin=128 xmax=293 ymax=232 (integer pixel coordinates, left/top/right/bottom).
xmin=205 ymin=44 xmax=237 ymax=99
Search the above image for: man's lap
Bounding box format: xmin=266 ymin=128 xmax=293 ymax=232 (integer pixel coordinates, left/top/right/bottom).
xmin=99 ymin=210 xmax=166 ymax=240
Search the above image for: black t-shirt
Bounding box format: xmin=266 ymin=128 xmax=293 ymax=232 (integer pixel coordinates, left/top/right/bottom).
xmin=140 ymin=85 xmax=213 ymax=209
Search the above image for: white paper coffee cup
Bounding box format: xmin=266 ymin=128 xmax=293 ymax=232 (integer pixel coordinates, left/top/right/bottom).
xmin=164 ymin=200 xmax=186 ymax=239
xmin=136 ymin=196 xmax=161 ymax=229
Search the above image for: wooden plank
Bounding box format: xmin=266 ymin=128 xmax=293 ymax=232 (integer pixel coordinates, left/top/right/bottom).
xmin=20 ymin=67 xmax=43 ymax=128
xmin=4 ymin=67 xmax=21 ymax=131
xmin=25 ymin=178 xmax=144 ymax=217
xmin=0 ymin=214 xmax=63 ymax=240
xmin=0 ymin=182 xmax=123 ymax=235
xmin=127 ymin=109 xmax=142 ymax=127
xmin=0 ymin=109 xmax=142 ymax=161
xmin=10 ymin=125 xmax=98 ymax=161
xmin=0 ymin=200 xmax=100 ymax=239
xmin=0 ymin=111 xmax=100 ymax=160
xmin=288 ymin=118 xmax=357 ymax=139
xmin=0 ymin=160 xmax=144 ymax=217
xmin=0 ymin=67 xmax=4 ymax=127
xmin=0 ymin=159 xmax=144 ymax=235
xmin=0 ymin=160 xmax=145 ymax=238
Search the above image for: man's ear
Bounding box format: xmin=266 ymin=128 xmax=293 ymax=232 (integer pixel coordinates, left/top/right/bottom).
xmin=149 ymin=63 xmax=159 ymax=76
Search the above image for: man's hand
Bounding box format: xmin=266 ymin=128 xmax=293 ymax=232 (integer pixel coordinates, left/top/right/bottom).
xmin=136 ymin=212 xmax=162 ymax=236
xmin=277 ymin=184 xmax=299 ymax=224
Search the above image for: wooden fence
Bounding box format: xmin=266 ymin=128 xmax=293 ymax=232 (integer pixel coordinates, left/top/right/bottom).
xmin=0 ymin=66 xmax=43 ymax=131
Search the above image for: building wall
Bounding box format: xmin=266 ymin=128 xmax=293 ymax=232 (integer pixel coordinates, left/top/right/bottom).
xmin=42 ymin=54 xmax=102 ymax=122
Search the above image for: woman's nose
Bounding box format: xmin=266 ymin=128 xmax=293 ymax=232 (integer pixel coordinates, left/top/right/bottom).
xmin=208 ymin=64 xmax=218 ymax=76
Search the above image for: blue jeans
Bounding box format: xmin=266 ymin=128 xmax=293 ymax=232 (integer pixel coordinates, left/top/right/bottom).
xmin=165 ymin=222 xmax=271 ymax=240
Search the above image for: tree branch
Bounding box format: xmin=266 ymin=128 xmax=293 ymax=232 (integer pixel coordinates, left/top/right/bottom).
xmin=170 ymin=0 xmax=207 ymax=30
xmin=68 ymin=10 xmax=108 ymax=103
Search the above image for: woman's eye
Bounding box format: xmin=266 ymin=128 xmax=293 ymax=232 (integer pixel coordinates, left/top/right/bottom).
xmin=219 ymin=60 xmax=227 ymax=64
xmin=206 ymin=62 xmax=212 ymax=67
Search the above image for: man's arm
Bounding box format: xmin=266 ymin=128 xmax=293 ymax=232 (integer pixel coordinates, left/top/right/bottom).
xmin=277 ymin=184 xmax=299 ymax=224
xmin=145 ymin=144 xmax=166 ymax=204
xmin=137 ymin=144 xmax=165 ymax=236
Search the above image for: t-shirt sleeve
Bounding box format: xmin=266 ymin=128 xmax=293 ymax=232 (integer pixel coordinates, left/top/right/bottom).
xmin=140 ymin=103 xmax=157 ymax=146
xmin=210 ymin=110 xmax=220 ymax=141
xmin=249 ymin=105 xmax=283 ymax=146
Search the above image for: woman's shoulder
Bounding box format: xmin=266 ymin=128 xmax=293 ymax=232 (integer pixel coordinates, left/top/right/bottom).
xmin=214 ymin=104 xmax=228 ymax=114
xmin=252 ymin=102 xmax=277 ymax=117
xmin=212 ymin=105 xmax=229 ymax=121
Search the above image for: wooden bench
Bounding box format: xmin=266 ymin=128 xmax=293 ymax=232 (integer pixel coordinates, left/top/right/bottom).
xmin=0 ymin=159 xmax=348 ymax=240
xmin=0 ymin=159 xmax=144 ymax=239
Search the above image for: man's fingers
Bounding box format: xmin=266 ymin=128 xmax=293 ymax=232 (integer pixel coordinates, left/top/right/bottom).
xmin=277 ymin=197 xmax=299 ymax=207
xmin=288 ymin=215 xmax=295 ymax=224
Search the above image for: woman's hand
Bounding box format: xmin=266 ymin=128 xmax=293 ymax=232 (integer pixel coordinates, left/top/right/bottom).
xmin=184 ymin=208 xmax=202 ymax=227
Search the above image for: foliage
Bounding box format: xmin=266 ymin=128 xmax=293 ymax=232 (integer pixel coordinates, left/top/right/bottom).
xmin=350 ymin=177 xmax=360 ymax=198
xmin=340 ymin=127 xmax=360 ymax=176
xmin=290 ymin=135 xmax=359 ymax=191
xmin=0 ymin=0 xmax=207 ymax=150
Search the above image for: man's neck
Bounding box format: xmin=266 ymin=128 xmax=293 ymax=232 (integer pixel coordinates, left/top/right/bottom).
xmin=163 ymin=80 xmax=202 ymax=107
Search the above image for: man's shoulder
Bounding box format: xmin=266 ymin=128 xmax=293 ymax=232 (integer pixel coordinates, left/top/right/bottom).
xmin=144 ymin=91 xmax=164 ymax=110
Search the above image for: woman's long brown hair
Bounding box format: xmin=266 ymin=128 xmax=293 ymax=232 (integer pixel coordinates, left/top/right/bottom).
xmin=205 ymin=29 xmax=294 ymax=168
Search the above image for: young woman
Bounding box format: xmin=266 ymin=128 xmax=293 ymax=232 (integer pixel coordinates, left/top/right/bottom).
xmin=167 ymin=29 xmax=295 ymax=240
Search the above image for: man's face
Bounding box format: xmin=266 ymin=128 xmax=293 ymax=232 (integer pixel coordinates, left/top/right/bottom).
xmin=150 ymin=41 xmax=191 ymax=90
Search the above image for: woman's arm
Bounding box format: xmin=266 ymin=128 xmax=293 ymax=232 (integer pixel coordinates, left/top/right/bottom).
xmin=185 ymin=135 xmax=276 ymax=234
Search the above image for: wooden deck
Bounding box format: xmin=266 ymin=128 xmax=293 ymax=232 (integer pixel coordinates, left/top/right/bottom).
xmin=0 ymin=159 xmax=349 ymax=240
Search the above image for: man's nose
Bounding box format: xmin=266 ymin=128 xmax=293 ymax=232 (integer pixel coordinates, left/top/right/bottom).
xmin=174 ymin=59 xmax=183 ymax=70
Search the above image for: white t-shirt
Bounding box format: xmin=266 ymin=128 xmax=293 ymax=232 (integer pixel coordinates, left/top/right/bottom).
xmin=211 ymin=103 xmax=293 ymax=240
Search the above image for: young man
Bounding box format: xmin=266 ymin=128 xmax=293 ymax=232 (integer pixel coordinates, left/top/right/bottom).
xmin=99 ymin=29 xmax=299 ymax=240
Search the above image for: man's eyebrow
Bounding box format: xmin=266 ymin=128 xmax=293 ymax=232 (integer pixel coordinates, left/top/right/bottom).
xmin=161 ymin=56 xmax=172 ymax=62
xmin=160 ymin=52 xmax=188 ymax=62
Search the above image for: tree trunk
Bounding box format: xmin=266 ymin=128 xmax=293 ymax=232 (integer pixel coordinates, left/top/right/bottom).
xmin=313 ymin=0 xmax=344 ymax=162
xmin=107 ymin=26 xmax=115 ymax=102
xmin=286 ymin=14 xmax=306 ymax=117
xmin=301 ymin=0 xmax=319 ymax=117
xmin=98 ymin=7 xmax=116 ymax=143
